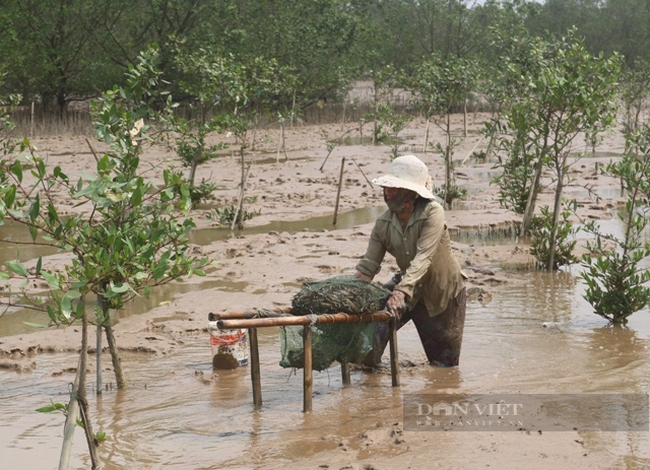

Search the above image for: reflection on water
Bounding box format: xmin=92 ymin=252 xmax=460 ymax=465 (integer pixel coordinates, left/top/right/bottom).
xmin=190 ymin=206 xmax=387 ymax=245
xmin=2 ymin=270 xmax=650 ymax=468
xmin=449 ymin=224 xmax=520 ymax=246
xmin=0 ymin=279 xmax=249 ymax=337
xmin=0 ymin=221 xmax=59 ymax=262
xmin=340 ymin=136 xmax=373 ymax=146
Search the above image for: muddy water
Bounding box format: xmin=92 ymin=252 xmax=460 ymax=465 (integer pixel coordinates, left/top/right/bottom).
xmin=189 ymin=206 xmax=386 ymax=245
xmin=3 ymin=208 xmax=650 ymax=468
xmin=2 ymin=267 xmax=650 ymax=469
xmin=0 ymin=207 xmax=386 ymax=337
xmin=0 ymin=221 xmax=59 ymax=262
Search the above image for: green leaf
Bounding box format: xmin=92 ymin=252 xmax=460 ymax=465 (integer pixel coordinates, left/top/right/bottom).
xmin=130 ymin=186 xmax=143 ymax=206
xmin=64 ymin=290 xmax=82 ymax=300
xmin=35 ymin=257 xmax=42 ymax=275
xmin=4 ymin=185 xmax=16 ymax=207
xmin=10 ymin=161 xmax=23 ymax=182
xmin=110 ymin=282 xmax=130 ymax=294
xmin=47 ymin=305 xmax=57 ymax=323
xmin=36 ymin=405 xmax=58 ymax=413
xmin=5 ymin=261 xmax=28 ymax=277
xmin=27 ymin=194 xmax=40 ymax=222
xmin=36 ymin=401 xmax=67 ymax=413
xmin=42 ymin=272 xmax=60 ymax=290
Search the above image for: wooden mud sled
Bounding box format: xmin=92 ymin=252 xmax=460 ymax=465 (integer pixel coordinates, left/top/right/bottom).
xmin=208 ymin=308 xmax=400 ymax=412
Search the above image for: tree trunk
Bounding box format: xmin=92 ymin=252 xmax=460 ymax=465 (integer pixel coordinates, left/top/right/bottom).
xmin=522 ymin=156 xmax=545 ymax=235
xmin=188 ymin=149 xmax=200 ymax=188
xmin=104 ymin=320 xmax=126 ymax=389
xmin=485 ymin=132 xmax=496 ymax=161
xmin=422 ymin=117 xmax=430 ymax=153
xmin=96 ymin=305 xmax=102 ymax=396
xmin=547 ymin=152 xmax=569 ymax=270
xmin=547 ymin=175 xmax=564 ymax=271
xmin=463 ymin=99 xmax=468 ymax=138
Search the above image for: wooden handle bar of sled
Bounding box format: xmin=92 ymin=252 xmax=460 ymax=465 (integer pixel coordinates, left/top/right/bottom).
xmin=208 ymin=308 xmax=292 ymax=321
xmin=217 ymin=311 xmax=394 ymax=329
xmin=216 ymin=310 xmax=399 ymax=412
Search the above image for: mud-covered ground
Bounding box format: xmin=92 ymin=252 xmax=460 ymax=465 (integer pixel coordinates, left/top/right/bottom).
xmin=0 ymin=113 xmax=637 ymax=470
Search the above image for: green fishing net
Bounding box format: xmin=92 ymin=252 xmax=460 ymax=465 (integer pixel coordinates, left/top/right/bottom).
xmin=280 ymin=275 xmax=391 ymax=371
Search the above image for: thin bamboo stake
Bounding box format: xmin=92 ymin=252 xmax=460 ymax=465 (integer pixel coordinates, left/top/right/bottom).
xmin=249 ymin=328 xmax=262 ymax=409
xmin=96 ymin=321 xmax=102 ymax=395
xmin=460 ymin=136 xmax=485 ymax=167
xmin=282 ymin=123 xmax=288 ymax=161
xmin=422 ymin=118 xmax=430 ymax=153
xmin=463 ymin=99 xmax=468 ymax=138
xmin=96 ymin=293 xmax=106 ymax=395
xmin=333 ymin=157 xmax=345 ymax=225
xmin=276 ymin=120 xmax=283 ymax=163
xmin=303 ymin=325 xmax=313 ymax=412
xmin=30 ymin=101 xmax=34 ymax=138
xmin=59 ymin=352 xmax=82 ymax=470
xmin=350 ymin=158 xmax=374 ymax=188
xmin=61 ymin=303 xmax=98 ymax=469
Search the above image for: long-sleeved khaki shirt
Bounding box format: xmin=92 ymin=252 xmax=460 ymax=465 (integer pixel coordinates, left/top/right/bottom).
xmin=356 ymin=199 xmax=465 ymax=317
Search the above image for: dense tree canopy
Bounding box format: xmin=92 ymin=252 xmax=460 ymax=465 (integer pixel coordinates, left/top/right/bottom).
xmin=1 ymin=0 xmax=650 ymax=113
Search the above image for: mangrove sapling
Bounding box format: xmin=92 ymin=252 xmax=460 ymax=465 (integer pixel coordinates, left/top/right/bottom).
xmin=431 ymin=135 xmax=466 ymax=209
xmin=579 ymin=127 xmax=650 ymax=325
xmin=319 ymin=126 xmax=359 ymax=171
xmin=210 ymin=197 xmax=261 ymax=226
xmin=492 ymin=31 xmax=620 ymax=238
xmin=173 ymin=125 xmax=226 ymax=202
xmin=406 ymin=54 xmax=478 ymax=206
xmin=376 ymin=102 xmax=411 ymax=160
xmin=529 ymin=204 xmax=579 ymax=270
xmin=0 ymin=47 xmax=208 ymax=468
xmin=366 ymin=66 xmax=399 ymax=146
xmin=620 ymin=60 xmax=650 ymax=140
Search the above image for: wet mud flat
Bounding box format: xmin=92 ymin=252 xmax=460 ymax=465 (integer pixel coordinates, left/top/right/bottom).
xmin=1 ymin=116 xmax=649 ymax=468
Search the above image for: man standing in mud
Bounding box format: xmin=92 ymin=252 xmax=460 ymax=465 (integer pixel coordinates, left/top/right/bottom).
xmin=355 ymin=155 xmax=467 ymax=367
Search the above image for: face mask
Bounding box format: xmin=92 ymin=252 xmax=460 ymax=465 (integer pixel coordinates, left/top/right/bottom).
xmin=384 ymin=188 xmax=416 ymax=214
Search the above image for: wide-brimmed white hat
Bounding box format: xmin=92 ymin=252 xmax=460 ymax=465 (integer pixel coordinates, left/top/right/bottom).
xmin=372 ymin=155 xmax=435 ymax=200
